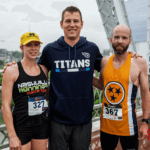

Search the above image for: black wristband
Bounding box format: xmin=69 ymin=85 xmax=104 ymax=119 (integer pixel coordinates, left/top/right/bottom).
xmin=142 ymin=118 xmax=150 ymax=124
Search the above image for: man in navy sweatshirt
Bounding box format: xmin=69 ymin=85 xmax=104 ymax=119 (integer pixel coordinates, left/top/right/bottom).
xmin=38 ymin=6 xmax=103 ymax=150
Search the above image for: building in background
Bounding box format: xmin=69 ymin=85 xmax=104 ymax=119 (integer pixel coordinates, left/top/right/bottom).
xmin=124 ymin=0 xmax=148 ymax=70
xmin=125 ymin=0 xmax=148 ymax=42
xmin=0 ymin=49 xmax=7 ymax=66
xmin=125 ymin=0 xmax=150 ymax=89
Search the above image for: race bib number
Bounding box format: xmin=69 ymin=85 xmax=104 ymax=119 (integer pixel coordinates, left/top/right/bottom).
xmin=103 ymin=103 xmax=122 ymax=120
xmin=28 ymin=96 xmax=48 ymax=116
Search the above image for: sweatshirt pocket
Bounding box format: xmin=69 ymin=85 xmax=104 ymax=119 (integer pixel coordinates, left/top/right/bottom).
xmin=53 ymin=97 xmax=92 ymax=124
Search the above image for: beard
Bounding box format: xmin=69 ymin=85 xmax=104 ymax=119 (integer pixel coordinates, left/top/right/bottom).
xmin=112 ymin=42 xmax=129 ymax=55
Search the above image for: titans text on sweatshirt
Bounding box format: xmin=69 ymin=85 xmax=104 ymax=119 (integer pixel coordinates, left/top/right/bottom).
xmin=38 ymin=36 xmax=103 ymax=125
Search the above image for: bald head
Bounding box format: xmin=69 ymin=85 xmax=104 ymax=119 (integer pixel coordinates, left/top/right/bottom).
xmin=110 ymin=24 xmax=132 ymax=55
xmin=112 ymin=25 xmax=131 ymax=39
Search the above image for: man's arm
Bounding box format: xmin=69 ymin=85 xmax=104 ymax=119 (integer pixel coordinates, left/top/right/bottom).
xmin=92 ymin=72 xmax=104 ymax=90
xmin=92 ymin=57 xmax=109 ymax=90
xmin=128 ymin=51 xmax=142 ymax=58
xmin=139 ymin=59 xmax=149 ymax=119
xmin=37 ymin=45 xmax=51 ymax=71
xmin=40 ymin=65 xmax=49 ymax=101
xmin=138 ymin=58 xmax=150 ymax=139
xmin=2 ymin=60 xmax=16 ymax=74
xmin=94 ymin=46 xmax=103 ymax=72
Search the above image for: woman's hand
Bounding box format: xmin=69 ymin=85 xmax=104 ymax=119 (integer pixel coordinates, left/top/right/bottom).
xmin=9 ymin=135 xmax=22 ymax=150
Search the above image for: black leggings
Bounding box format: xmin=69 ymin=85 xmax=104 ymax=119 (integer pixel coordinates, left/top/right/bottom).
xmin=100 ymin=131 xmax=139 ymax=150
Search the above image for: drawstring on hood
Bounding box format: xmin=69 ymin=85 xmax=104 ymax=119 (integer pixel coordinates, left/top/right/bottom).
xmin=74 ymin=46 xmax=77 ymax=67
xmin=69 ymin=46 xmax=70 ymax=68
xmin=68 ymin=45 xmax=77 ymax=68
xmin=74 ymin=46 xmax=76 ymax=60
xmin=73 ymin=46 xmax=77 ymax=68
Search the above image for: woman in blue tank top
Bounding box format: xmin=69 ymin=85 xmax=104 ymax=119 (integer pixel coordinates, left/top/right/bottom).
xmin=2 ymin=32 xmax=49 ymax=150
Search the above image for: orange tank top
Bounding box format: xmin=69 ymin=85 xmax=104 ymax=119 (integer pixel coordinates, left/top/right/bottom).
xmin=100 ymin=54 xmax=138 ymax=136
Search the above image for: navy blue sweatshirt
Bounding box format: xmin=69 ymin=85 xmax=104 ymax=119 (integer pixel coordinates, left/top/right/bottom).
xmin=38 ymin=36 xmax=103 ymax=125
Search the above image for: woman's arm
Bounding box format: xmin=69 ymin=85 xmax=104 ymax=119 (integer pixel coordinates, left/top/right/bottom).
xmin=2 ymin=65 xmax=21 ymax=149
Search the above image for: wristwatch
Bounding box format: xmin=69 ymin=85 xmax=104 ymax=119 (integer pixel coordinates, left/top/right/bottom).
xmin=142 ymin=118 xmax=150 ymax=124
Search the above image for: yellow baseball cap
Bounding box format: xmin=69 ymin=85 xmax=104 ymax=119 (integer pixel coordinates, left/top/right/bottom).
xmin=20 ymin=32 xmax=43 ymax=45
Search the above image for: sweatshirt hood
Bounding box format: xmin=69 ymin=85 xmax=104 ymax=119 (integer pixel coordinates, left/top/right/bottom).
xmin=58 ymin=36 xmax=87 ymax=49
xmin=58 ymin=36 xmax=87 ymax=66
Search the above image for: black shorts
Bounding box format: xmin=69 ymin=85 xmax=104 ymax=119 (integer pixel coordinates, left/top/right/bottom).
xmin=49 ymin=120 xmax=92 ymax=150
xmin=14 ymin=123 xmax=49 ymax=145
xmin=100 ymin=130 xmax=139 ymax=150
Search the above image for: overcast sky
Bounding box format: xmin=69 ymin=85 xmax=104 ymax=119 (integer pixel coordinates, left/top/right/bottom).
xmin=0 ymin=0 xmax=128 ymax=53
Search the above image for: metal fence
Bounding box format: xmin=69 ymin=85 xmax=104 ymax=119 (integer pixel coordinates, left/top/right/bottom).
xmin=0 ymin=85 xmax=142 ymax=149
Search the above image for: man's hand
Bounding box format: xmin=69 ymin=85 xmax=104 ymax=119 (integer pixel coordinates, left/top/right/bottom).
xmin=9 ymin=135 xmax=22 ymax=150
xmin=138 ymin=122 xmax=149 ymax=140
xmin=128 ymin=51 xmax=142 ymax=58
xmin=3 ymin=60 xmax=16 ymax=74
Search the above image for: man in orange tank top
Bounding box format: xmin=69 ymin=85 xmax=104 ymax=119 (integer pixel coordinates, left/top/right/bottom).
xmin=93 ymin=25 xmax=150 ymax=150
